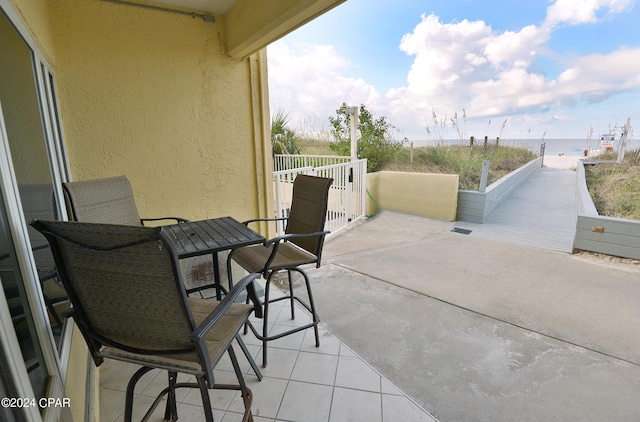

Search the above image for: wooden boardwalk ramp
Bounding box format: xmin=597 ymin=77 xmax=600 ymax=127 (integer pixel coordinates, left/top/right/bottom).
xmin=453 ymin=166 xmax=577 ymax=253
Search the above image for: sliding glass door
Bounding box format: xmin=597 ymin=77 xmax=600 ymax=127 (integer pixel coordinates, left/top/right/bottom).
xmin=0 ymin=5 xmax=71 ymax=420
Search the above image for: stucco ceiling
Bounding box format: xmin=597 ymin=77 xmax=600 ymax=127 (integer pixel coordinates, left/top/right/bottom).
xmin=149 ymin=0 xmax=236 ymax=15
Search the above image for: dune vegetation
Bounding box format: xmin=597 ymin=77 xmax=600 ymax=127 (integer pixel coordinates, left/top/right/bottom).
xmin=585 ymin=152 xmax=640 ymax=220
xmin=296 ymin=138 xmax=537 ymax=190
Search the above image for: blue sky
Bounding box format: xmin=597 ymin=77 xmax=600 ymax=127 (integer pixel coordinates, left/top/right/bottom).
xmin=267 ymin=0 xmax=640 ymax=142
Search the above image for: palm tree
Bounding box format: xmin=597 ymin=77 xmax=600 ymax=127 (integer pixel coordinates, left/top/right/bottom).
xmin=272 ymin=109 xmax=300 ymax=154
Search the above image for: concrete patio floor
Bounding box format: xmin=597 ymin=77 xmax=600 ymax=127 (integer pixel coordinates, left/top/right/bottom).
xmin=98 ymin=258 xmax=438 ymax=422
xmin=99 ymin=209 xmax=640 ymax=421
xmin=314 ymin=210 xmax=640 ymax=421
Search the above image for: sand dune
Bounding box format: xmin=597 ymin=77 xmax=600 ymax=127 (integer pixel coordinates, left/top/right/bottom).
xmin=542 ymin=155 xmax=582 ymax=169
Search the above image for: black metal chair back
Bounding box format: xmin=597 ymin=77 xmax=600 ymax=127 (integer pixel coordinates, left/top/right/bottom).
xmin=30 ymin=219 xmax=257 ymax=422
xmin=229 ymin=174 xmax=333 ymax=366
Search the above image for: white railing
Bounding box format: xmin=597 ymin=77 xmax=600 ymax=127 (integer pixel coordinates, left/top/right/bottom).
xmin=273 ymin=155 xmax=367 ymax=236
xmin=274 ymin=154 xmax=353 ymax=172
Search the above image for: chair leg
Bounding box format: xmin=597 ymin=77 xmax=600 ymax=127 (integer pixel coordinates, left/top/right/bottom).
xmin=196 ymin=375 xmax=214 ymax=422
xmin=244 ymin=268 xmax=322 ymax=367
xmin=224 ymin=254 xmax=262 ymax=379
xmin=164 ymin=371 xmax=178 ymax=421
xmin=124 ymin=366 xmax=154 ymax=422
xmin=287 ymin=270 xmax=296 ymax=320
xmin=236 ymin=334 xmax=263 ymax=380
xmin=44 ymin=294 xmax=65 ymax=331
xmin=228 ymin=345 xmax=254 ymax=422
xmin=283 ymin=267 xmax=320 ymax=348
xmin=301 ymin=269 xmax=321 ymax=347
xmin=226 ymin=251 xmax=235 ymax=286
xmin=261 ymin=272 xmax=273 ymax=367
xmin=230 ymin=278 xmax=262 ymax=379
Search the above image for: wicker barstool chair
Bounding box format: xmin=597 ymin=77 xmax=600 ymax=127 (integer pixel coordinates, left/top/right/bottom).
xmin=31 ymin=220 xmax=261 ymax=422
xmin=228 ymin=174 xmax=333 ymax=367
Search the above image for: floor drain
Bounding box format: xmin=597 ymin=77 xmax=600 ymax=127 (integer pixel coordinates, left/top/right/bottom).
xmin=451 ymin=227 xmax=472 ymax=235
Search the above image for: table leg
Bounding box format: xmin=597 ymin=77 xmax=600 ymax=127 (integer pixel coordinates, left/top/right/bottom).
xmin=211 ymin=253 xmax=222 ymax=301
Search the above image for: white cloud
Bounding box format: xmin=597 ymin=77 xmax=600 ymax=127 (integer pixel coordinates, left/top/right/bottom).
xmin=467 ymin=46 xmax=640 ymax=117
xmin=483 ymin=25 xmax=543 ymax=69
xmin=544 ymin=0 xmax=634 ymax=27
xmin=267 ymin=42 xmax=379 ymax=137
xmin=385 ymin=1 xmax=638 ymax=137
xmin=385 ymin=14 xmax=553 ymax=130
xmin=268 ymin=0 xmax=638 ymax=139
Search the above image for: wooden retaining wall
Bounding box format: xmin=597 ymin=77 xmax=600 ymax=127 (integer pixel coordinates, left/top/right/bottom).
xmin=573 ymin=161 xmax=640 ymax=260
xmin=456 ymin=157 xmax=542 ymax=223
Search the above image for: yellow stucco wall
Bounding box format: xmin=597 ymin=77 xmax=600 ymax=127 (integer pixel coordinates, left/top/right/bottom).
xmin=49 ymin=0 xmax=272 ymax=224
xmin=8 ymin=0 xmax=56 ymax=64
xmin=366 ymin=171 xmax=460 ymax=221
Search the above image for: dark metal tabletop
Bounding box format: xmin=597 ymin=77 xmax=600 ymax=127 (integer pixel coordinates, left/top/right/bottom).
xmin=163 ymin=216 xmax=265 ymax=258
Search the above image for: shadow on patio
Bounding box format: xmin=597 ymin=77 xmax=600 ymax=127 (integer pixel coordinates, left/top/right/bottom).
xmin=99 ymin=270 xmax=436 ymax=422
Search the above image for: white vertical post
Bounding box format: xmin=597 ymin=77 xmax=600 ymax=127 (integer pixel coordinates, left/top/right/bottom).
xmin=479 ymin=160 xmax=490 ymax=192
xmin=346 ymin=106 xmax=358 ymax=222
xmin=347 ymin=106 xmax=358 ymax=159
xmin=617 ymin=117 xmax=631 ymax=163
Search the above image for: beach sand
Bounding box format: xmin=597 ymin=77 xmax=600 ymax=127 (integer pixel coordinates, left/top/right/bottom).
xmin=542 ymin=155 xmax=582 ymax=169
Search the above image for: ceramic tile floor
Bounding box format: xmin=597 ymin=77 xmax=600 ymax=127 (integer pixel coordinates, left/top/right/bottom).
xmin=98 ymin=289 xmax=437 ymax=422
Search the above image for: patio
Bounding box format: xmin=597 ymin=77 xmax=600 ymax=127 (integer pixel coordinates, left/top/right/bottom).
xmin=99 ymin=210 xmax=640 ymax=421
xmin=314 ymin=211 xmax=640 ymax=421
xmin=98 ymin=284 xmax=436 ymax=422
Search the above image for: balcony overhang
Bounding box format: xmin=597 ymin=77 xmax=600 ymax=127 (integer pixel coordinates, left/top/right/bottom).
xmin=225 ymin=0 xmax=346 ymax=58
xmin=124 ymin=0 xmax=346 ymax=58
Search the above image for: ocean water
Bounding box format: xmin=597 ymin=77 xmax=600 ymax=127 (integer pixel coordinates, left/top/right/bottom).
xmin=409 ymin=138 xmax=640 ymax=157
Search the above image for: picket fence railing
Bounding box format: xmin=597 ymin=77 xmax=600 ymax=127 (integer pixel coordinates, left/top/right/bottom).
xmin=273 ymin=154 xmax=367 ymax=236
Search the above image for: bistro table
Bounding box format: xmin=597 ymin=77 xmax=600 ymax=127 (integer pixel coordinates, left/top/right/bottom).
xmin=164 ymin=216 xmax=266 ymax=294
xmin=163 ymin=216 xmax=266 ymax=379
xmin=166 ymin=216 xmax=265 ymax=258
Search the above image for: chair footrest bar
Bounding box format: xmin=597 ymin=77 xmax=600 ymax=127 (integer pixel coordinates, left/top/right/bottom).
xmin=265 ymin=295 xmax=316 ymax=315
xmin=245 ymin=319 xmax=319 ymax=342
xmin=139 ymin=382 xmax=252 ymax=422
